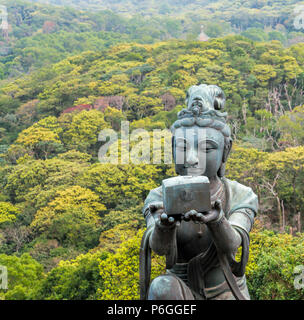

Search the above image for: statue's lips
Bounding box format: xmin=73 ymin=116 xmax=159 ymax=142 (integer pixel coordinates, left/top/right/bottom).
xmin=186 ymin=167 xmax=205 ymax=176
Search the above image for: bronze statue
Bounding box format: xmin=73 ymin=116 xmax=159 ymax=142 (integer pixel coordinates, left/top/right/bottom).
xmin=140 ymin=84 xmax=258 ymax=300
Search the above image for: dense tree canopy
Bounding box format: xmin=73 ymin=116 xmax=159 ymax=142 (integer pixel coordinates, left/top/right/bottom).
xmin=0 ymin=0 xmax=303 ymax=301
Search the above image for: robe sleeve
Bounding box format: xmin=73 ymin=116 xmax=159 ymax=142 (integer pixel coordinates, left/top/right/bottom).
xmin=222 ymin=178 xmax=259 ymax=276
xmin=142 ymin=186 xmax=163 ymax=227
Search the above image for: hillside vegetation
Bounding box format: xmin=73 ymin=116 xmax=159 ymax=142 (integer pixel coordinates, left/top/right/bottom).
xmin=0 ymin=0 xmax=303 ymax=300
xmin=1 ymin=0 xmax=304 ymax=79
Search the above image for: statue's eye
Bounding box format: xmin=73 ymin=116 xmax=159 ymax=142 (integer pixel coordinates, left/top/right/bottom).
xmin=199 ymin=141 xmax=217 ymax=153
xmin=176 ymin=139 xmax=188 ymax=151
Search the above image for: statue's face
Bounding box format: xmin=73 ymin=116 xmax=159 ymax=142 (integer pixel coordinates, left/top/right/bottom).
xmin=173 ymin=125 xmax=224 ymax=178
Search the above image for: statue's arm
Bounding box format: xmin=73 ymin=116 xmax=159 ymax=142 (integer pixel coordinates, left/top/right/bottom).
xmin=205 ymin=181 xmax=258 ymax=267
xmin=144 ymin=203 xmax=178 ymax=256
xmin=206 ymin=207 xmax=254 ymax=262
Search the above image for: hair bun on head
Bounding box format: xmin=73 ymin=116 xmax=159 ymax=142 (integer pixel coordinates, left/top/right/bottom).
xmin=171 ymin=84 xmax=231 ymax=138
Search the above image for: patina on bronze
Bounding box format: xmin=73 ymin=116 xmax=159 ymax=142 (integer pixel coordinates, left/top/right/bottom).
xmin=162 ymin=176 xmax=211 ymax=217
xmin=139 ymin=84 xmax=258 ymax=300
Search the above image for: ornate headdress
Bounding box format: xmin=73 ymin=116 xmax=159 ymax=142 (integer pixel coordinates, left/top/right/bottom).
xmin=171 ymin=84 xmax=231 ymax=138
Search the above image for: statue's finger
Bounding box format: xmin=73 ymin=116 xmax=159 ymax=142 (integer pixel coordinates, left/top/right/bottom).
xmin=189 ymin=210 xmax=196 ymax=219
xmin=160 ymin=213 xmax=168 ymax=222
xmin=184 ymin=210 xmax=194 ymax=221
xmin=168 ymin=216 xmax=175 ymax=224
xmin=149 ymin=202 xmax=164 ymax=212
xmin=184 ymin=212 xmax=191 ymax=221
xmin=201 ymin=210 xmax=218 ymax=223
xmin=191 ymin=211 xmax=199 ymax=221
xmin=196 ymin=212 xmax=204 ymax=222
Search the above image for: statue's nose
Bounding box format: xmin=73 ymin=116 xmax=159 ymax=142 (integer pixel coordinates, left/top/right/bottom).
xmin=186 ymin=148 xmax=199 ymax=167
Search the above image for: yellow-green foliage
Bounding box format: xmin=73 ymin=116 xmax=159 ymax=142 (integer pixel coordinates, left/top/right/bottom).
xmin=16 ymin=126 xmax=60 ymax=148
xmin=31 ymin=186 xmax=106 ymax=246
xmin=0 ymin=253 xmax=44 ymax=300
xmin=31 ymin=185 xmax=105 ymax=230
xmin=252 ymin=64 xmax=277 ymax=85
xmin=0 ymin=202 xmax=20 ymax=224
xmin=226 ymin=145 xmax=267 ymax=186
xmin=98 ymin=222 xmax=142 ymax=254
xmin=104 ymin=107 xmax=126 ymax=131
xmin=61 ymin=110 xmax=109 ymax=152
xmin=4 ymin=158 xmax=90 ymax=208
xmin=79 ymin=164 xmax=162 ymax=208
xmin=37 ymin=250 xmax=108 ymax=300
xmin=278 ymin=105 xmax=304 ymax=146
xmin=246 ymin=226 xmax=304 ymax=300
xmin=226 ymin=145 xmax=304 ymax=224
xmin=98 ymin=229 xmax=165 ymax=300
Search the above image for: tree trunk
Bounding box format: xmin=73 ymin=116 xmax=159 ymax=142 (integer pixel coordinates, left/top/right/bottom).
xmin=276 ymin=196 xmax=282 ymax=231
xmin=281 ymin=200 xmax=285 ymax=231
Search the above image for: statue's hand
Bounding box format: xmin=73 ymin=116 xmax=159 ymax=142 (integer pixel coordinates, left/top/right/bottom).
xmin=184 ymin=200 xmax=222 ymax=224
xmin=149 ymin=203 xmax=180 ymax=230
xmin=183 ymin=209 xmax=205 ymax=222
xmin=158 ymin=212 xmax=180 ymax=229
xmin=203 ymin=200 xmax=223 ymax=224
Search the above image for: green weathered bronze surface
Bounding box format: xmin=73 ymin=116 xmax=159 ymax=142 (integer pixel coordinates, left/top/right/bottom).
xmin=140 ymin=84 xmax=258 ymax=300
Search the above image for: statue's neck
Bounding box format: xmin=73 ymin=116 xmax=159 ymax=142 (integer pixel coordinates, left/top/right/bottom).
xmin=209 ymin=175 xmax=222 ymax=195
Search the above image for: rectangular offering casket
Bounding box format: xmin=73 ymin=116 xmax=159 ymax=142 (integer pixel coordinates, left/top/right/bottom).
xmin=162 ymin=175 xmax=211 ymax=216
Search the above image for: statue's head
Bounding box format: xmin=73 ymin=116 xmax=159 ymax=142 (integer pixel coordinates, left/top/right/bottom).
xmin=171 ymin=84 xmax=232 ymax=178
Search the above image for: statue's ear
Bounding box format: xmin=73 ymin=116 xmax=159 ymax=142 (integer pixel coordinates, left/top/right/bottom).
xmin=208 ymin=85 xmax=225 ymax=110
xmin=185 ymin=89 xmax=191 ymax=106
xmin=214 ymin=91 xmax=226 ymax=110
xmin=218 ymin=139 xmax=232 ymax=178
xmin=223 ymin=138 xmax=232 ymax=163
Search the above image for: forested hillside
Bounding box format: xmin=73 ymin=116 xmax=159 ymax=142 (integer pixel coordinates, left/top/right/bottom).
xmin=0 ymin=0 xmax=195 ymax=78
xmin=28 ymin=0 xmax=302 ymax=21
xmin=0 ymin=0 xmax=303 ymax=300
xmin=29 ymin=0 xmax=304 ymax=42
xmin=1 ymin=0 xmax=304 ymax=79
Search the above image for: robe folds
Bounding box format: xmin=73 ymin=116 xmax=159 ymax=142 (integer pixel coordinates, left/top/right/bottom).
xmin=140 ymin=177 xmax=258 ymax=300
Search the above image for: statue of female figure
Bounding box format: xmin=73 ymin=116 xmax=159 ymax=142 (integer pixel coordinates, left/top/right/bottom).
xmin=140 ymin=84 xmax=258 ymax=300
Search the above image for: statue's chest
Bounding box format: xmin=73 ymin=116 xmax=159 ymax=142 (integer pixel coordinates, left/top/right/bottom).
xmin=176 ymin=221 xmax=213 ymax=261
xmin=176 ymin=183 xmax=227 ymax=262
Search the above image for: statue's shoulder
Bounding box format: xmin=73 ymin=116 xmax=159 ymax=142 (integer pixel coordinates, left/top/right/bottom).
xmin=223 ymin=178 xmax=258 ymax=215
xmin=223 ymin=178 xmax=255 ymax=194
xmin=142 ymin=186 xmax=163 ymax=215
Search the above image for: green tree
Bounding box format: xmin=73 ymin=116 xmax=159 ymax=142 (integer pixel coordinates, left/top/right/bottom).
xmin=98 ymin=229 xmax=165 ymax=300
xmin=278 ymin=105 xmax=304 ymax=146
xmin=31 ymin=186 xmax=106 ymax=247
xmin=0 ymin=202 xmax=20 ymax=225
xmin=246 ymin=228 xmax=304 ymax=300
xmin=38 ymin=251 xmax=108 ymax=300
xmin=0 ymin=253 xmax=44 ymax=300
xmin=61 ymin=110 xmax=109 ymax=153
xmin=14 ymin=124 xmax=63 ymax=160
